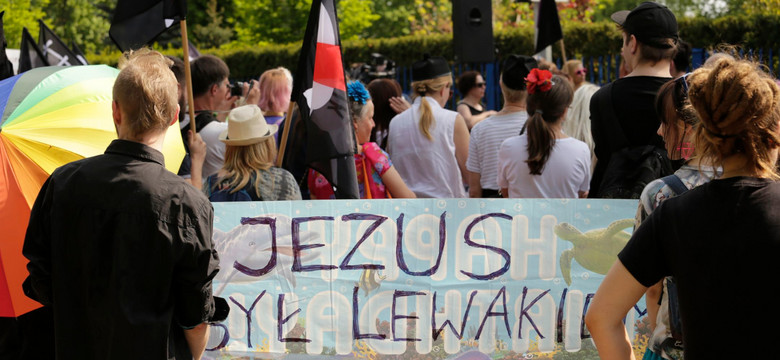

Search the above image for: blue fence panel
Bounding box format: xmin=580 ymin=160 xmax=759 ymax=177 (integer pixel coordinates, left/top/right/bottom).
xmin=393 ymin=47 xmax=779 ymax=112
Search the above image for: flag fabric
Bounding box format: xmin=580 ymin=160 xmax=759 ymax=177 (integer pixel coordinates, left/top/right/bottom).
xmin=109 ymin=0 xmax=186 ymax=52
xmin=38 ymin=20 xmax=82 ymax=66
xmin=187 ymin=41 xmax=201 ymax=61
xmin=71 ymin=41 xmax=89 ymax=65
xmin=18 ymin=28 xmax=49 ymax=74
xmin=534 ymin=0 xmax=564 ymax=54
xmin=0 ymin=11 xmax=14 ymax=80
xmin=291 ymin=0 xmax=359 ymax=199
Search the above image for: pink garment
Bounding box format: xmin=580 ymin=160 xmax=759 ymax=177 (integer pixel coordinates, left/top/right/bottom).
xmin=309 ymin=142 xmax=392 ymax=199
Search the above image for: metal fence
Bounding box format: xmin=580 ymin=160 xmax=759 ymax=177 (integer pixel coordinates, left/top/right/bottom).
xmin=395 ymin=47 xmax=780 ymax=112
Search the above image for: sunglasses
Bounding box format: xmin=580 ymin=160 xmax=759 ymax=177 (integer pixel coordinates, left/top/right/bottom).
xmin=576 ymin=68 xmax=587 ymax=75
xmin=475 ymin=82 xmax=486 ymax=87
xmin=676 ymin=72 xmax=691 ymax=93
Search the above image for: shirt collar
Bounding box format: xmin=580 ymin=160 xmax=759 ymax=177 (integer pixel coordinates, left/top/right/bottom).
xmin=104 ymin=139 xmax=166 ymax=167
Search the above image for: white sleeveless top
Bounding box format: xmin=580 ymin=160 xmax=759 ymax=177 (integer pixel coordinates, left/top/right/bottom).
xmin=387 ymin=97 xmax=467 ymax=198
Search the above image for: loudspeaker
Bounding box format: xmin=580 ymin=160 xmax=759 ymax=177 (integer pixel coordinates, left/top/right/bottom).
xmin=452 ymin=0 xmax=495 ymax=63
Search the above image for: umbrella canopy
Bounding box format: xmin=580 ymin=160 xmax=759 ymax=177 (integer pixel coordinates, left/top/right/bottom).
xmin=0 ymin=65 xmax=186 ymax=317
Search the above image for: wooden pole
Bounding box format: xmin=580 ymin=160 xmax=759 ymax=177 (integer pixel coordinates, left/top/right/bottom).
xmin=559 ymin=38 xmax=568 ymax=63
xmin=180 ymin=19 xmax=197 ymax=135
xmin=275 ymin=101 xmax=298 ymax=167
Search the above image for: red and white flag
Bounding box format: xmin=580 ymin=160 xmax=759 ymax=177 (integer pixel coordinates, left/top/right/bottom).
xmin=291 ymin=0 xmax=359 ymax=199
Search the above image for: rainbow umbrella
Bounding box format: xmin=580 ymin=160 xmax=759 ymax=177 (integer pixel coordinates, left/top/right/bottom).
xmin=0 ymin=65 xmax=185 ymax=317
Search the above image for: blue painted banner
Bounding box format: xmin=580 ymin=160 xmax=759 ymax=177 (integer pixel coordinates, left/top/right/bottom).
xmin=204 ymin=198 xmax=648 ymax=359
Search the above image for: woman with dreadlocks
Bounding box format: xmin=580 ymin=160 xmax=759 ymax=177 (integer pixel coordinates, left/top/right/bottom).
xmin=587 ymin=55 xmax=780 ymax=359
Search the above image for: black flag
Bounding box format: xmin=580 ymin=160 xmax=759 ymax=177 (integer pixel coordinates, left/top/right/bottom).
xmin=0 ymin=11 xmax=14 ymax=80
xmin=71 ymin=41 xmax=89 ymax=65
xmin=291 ymin=0 xmax=359 ymax=199
xmin=534 ymin=0 xmax=563 ymax=54
xmin=18 ymin=27 xmax=49 ymax=74
xmin=38 ymin=20 xmax=82 ymax=66
xmin=109 ymin=0 xmax=186 ymax=51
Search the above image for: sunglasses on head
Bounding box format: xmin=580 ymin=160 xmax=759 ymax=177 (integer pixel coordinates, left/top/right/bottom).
xmin=676 ymin=72 xmax=691 ymax=93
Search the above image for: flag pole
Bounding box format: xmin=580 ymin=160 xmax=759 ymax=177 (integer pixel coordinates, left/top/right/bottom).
xmin=560 ymin=38 xmax=567 ymax=62
xmin=275 ymin=101 xmax=297 ymax=167
xmin=180 ymin=20 xmax=196 ymax=135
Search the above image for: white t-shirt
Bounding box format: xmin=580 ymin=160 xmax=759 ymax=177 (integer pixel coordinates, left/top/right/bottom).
xmin=388 ymin=97 xmax=467 ymax=198
xmin=497 ymin=135 xmax=591 ymax=198
xmin=199 ymin=121 xmax=227 ymax=178
xmin=467 ymin=111 xmax=528 ymax=191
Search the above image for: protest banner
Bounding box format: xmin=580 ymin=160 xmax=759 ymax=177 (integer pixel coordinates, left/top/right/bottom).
xmin=205 ymin=198 xmax=647 ymax=359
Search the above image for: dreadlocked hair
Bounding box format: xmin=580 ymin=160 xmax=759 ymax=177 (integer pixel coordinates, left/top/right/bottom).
xmin=523 ymin=75 xmax=574 ymax=175
xmin=688 ymin=56 xmax=780 ymax=179
xmin=410 ymin=75 xmax=451 ymax=141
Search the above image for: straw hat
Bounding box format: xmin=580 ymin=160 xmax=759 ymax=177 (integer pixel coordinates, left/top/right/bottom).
xmin=218 ymin=105 xmax=278 ymax=146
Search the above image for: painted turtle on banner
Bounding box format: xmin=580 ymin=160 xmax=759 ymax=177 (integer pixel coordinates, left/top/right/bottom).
xmin=555 ymin=218 xmax=635 ymax=285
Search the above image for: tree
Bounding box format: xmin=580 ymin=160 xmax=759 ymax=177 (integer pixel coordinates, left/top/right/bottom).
xmin=1 ymin=0 xmax=50 ymax=48
xmin=44 ymin=0 xmax=113 ymax=53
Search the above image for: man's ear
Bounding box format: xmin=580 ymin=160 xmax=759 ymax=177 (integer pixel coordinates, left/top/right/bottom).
xmin=628 ymin=34 xmax=639 ymax=54
xmin=210 ymin=82 xmax=220 ymax=96
xmin=112 ymin=100 xmax=122 ymax=127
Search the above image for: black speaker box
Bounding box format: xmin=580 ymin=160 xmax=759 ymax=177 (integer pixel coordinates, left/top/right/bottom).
xmin=452 ymin=0 xmax=495 ymax=63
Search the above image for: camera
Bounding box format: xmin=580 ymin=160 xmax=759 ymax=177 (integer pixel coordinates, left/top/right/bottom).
xmin=230 ymin=81 xmax=253 ymax=97
xmin=350 ymin=53 xmax=396 ymax=84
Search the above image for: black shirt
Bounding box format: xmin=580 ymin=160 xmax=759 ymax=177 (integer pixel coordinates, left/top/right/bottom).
xmin=619 ymin=177 xmax=780 ymax=359
xmin=589 ymin=76 xmax=669 ymax=195
xmin=23 ymin=139 xmax=219 ymax=359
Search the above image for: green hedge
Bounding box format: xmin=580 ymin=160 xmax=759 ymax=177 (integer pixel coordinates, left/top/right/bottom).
xmin=87 ymin=14 xmax=780 ymax=79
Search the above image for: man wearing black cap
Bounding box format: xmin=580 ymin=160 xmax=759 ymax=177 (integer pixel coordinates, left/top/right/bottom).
xmin=467 ymin=55 xmax=538 ymax=198
xmin=589 ymin=1 xmax=679 ymax=198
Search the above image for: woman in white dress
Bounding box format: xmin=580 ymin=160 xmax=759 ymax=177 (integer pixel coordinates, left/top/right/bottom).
xmin=387 ymin=55 xmax=470 ymax=198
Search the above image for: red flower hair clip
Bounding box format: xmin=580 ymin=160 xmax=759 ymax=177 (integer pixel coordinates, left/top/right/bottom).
xmin=525 ymin=68 xmax=554 ymax=94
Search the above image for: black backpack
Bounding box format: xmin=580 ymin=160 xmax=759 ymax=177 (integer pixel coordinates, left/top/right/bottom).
xmin=595 ymin=83 xmax=673 ymax=199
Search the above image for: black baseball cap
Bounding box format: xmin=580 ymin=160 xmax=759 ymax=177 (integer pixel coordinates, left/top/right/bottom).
xmin=501 ymin=55 xmax=538 ymax=91
xmin=412 ymin=54 xmax=451 ymax=82
xmin=611 ymin=2 xmax=678 ymax=49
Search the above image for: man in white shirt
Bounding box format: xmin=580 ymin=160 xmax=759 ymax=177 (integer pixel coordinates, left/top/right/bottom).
xmin=467 ymin=55 xmax=537 ymax=198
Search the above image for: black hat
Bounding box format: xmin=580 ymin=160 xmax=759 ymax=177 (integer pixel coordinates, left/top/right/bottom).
xmin=412 ymin=54 xmax=451 ymax=82
xmin=611 ymin=2 xmax=678 ymax=49
xmin=501 ymin=55 xmax=538 ymax=91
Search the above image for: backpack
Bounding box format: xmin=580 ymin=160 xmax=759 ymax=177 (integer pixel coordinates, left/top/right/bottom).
xmin=207 ymin=175 xmax=262 ymax=202
xmin=659 ymin=174 xmax=688 ymax=350
xmin=595 ymin=83 xmax=673 ymax=199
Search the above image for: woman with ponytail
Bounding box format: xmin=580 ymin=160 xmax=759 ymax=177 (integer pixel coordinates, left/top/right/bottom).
xmin=587 ymin=55 xmax=780 ymax=359
xmin=387 ymin=55 xmax=470 ymax=198
xmin=496 ymin=68 xmax=591 ymax=198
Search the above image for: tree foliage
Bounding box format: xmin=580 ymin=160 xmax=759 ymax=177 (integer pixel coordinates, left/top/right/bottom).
xmin=1 ymin=0 xmax=50 ymax=49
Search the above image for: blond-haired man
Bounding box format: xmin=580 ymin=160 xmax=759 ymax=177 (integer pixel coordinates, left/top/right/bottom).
xmin=22 ymin=49 xmax=222 ymax=359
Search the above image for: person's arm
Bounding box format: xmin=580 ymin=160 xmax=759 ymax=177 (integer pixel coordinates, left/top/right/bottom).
xmin=501 ymin=188 xmax=508 ymax=198
xmin=388 ymin=96 xmax=410 ymax=114
xmin=188 ymin=130 xmax=206 ymax=190
xmin=457 ymin=104 xmax=496 ymax=130
xmin=585 ymin=260 xmax=648 ymax=360
xmin=22 ymin=177 xmax=54 ymax=305
xmin=645 ymin=280 xmax=663 ymax=332
xmin=468 ymin=171 xmax=482 ymax=198
xmin=453 ymin=114 xmax=470 ymax=185
xmin=578 ymin=190 xmax=589 ymax=198
xmin=184 ymin=322 xmax=209 ymax=360
xmin=380 ymin=166 xmax=416 ymax=198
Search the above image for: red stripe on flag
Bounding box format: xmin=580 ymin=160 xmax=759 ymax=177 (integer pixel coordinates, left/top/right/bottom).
xmin=313 ymin=43 xmax=346 ymax=91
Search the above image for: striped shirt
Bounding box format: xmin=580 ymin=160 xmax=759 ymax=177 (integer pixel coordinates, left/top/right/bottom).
xmin=466 ymin=111 xmax=528 ymax=191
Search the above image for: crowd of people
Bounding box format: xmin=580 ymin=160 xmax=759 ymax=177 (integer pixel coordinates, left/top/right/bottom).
xmin=7 ymin=1 xmax=780 ymax=359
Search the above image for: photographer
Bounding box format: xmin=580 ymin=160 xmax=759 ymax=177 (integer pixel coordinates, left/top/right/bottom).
xmin=184 ymin=55 xmax=259 ymax=179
